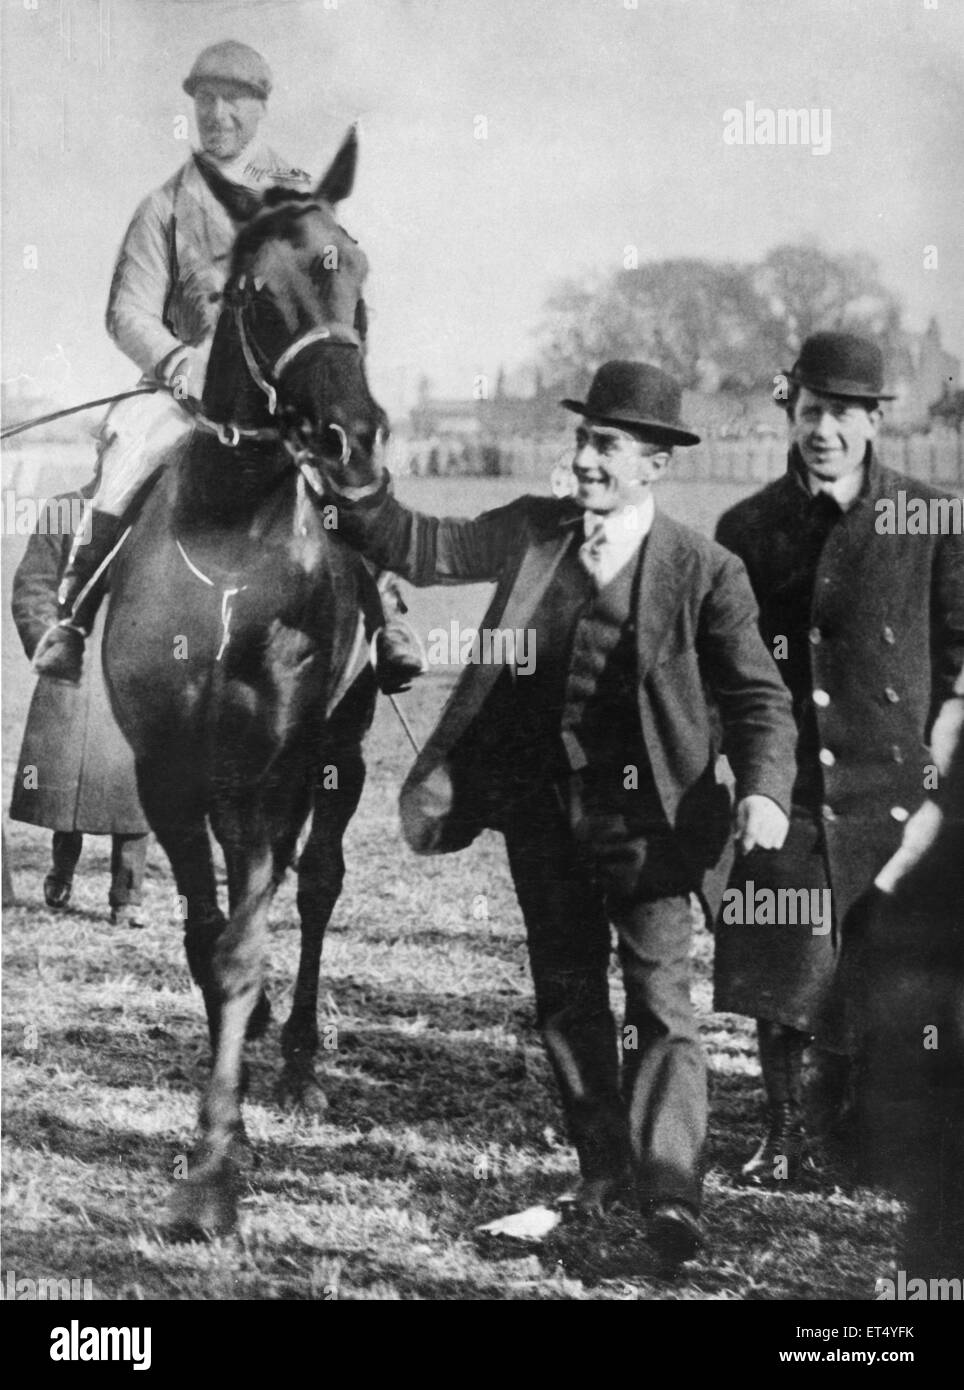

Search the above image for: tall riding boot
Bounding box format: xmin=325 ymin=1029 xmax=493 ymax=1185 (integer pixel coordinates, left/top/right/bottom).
xmin=741 ymin=1020 xmax=808 ymax=1188
xmin=372 ymin=572 xmax=427 ymax=695
xmin=32 ymin=510 xmax=127 ymax=684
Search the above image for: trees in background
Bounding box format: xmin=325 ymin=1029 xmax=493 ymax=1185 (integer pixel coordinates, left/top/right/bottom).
xmin=536 ymin=242 xmax=907 ymax=397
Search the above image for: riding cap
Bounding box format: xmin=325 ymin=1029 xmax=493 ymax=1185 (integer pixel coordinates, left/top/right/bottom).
xmin=183 ymin=41 xmax=272 ymax=101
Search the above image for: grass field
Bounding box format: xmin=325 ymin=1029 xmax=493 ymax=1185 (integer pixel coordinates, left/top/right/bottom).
xmin=1 ymin=469 xmax=906 ymax=1301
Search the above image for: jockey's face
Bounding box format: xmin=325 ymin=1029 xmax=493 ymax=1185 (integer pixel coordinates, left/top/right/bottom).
xmin=571 ymin=420 xmax=670 ymax=513
xmin=194 ymin=80 xmax=265 ymax=162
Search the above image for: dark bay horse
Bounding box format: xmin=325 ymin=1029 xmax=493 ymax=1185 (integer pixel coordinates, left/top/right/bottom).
xmin=104 ymin=128 xmax=389 ymax=1237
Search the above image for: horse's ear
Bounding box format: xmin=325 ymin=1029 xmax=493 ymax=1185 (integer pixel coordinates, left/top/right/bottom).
xmin=315 ymin=124 xmax=358 ymax=206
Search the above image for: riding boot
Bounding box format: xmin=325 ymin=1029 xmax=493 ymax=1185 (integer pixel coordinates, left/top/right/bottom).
xmin=373 ymin=572 xmax=427 ymax=695
xmin=32 ymin=510 xmax=127 ymax=684
xmin=741 ymin=1020 xmax=808 ymax=1188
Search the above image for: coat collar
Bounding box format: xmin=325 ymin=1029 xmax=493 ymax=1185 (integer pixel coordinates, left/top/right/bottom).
xmin=174 ymin=158 xmax=238 ymax=262
xmin=632 ymin=509 xmax=697 ymax=677
xmin=785 ymin=443 xmax=886 ymax=510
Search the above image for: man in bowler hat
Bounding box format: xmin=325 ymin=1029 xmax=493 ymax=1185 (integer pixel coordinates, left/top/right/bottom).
xmin=713 ymin=331 xmax=964 ymax=1187
xmin=321 ymin=360 xmax=797 ymax=1268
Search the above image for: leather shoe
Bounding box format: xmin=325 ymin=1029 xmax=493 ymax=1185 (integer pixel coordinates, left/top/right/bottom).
xmin=741 ymin=1103 xmax=807 ymax=1188
xmin=647 ymin=1202 xmax=704 ymax=1269
xmin=44 ymin=875 xmax=72 ymax=909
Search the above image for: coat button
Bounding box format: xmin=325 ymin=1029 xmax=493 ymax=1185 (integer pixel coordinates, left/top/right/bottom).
xmin=882 ymin=625 xmax=895 ymax=644
xmin=890 ymin=806 xmax=910 ymax=822
xmin=884 ymin=686 xmax=900 ymax=703
xmin=812 ymin=689 xmax=831 ymax=707
xmin=819 ymin=748 xmax=836 ymax=767
xmin=821 ymin=803 xmax=837 ymax=822
xmin=891 ymin=745 xmax=904 ymax=763
xmin=808 ymin=626 xmax=822 ymax=645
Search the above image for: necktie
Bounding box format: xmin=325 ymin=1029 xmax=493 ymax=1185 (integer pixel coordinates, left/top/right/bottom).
xmin=579 ymin=516 xmax=608 ymax=584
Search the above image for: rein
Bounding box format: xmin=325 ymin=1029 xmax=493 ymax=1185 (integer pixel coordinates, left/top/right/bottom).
xmin=2 ymin=279 xmax=362 ymax=453
xmin=0 ymin=386 xmax=161 ymax=441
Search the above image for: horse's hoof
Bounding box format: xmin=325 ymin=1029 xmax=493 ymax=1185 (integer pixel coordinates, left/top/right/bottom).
xmin=275 ymin=1068 xmax=329 ymax=1117
xmin=246 ymin=989 xmax=272 ymax=1041
xmin=165 ymin=1174 xmax=238 ymax=1241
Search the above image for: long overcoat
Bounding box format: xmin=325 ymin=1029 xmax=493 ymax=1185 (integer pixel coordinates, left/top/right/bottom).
xmin=713 ymin=451 xmax=964 ymax=1038
xmin=334 ymin=485 xmax=797 ymax=914
xmin=9 ymin=495 xmax=148 ymax=835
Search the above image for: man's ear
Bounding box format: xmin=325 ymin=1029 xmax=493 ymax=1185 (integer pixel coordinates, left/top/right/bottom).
xmin=865 ymin=406 xmax=883 ymax=437
xmin=645 ymin=451 xmax=672 ymax=479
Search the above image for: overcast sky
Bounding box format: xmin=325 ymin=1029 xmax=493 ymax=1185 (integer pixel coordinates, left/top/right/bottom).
xmin=2 ymin=0 xmax=962 ymax=418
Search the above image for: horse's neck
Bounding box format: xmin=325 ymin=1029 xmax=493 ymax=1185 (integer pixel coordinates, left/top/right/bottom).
xmin=174 ymin=433 xmax=291 ymax=535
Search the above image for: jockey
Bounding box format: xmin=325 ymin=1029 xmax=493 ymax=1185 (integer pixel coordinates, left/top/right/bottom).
xmin=33 ymin=40 xmax=424 ymax=693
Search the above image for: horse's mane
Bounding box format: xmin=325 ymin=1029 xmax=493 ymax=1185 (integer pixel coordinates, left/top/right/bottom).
xmin=231 ymin=189 xmax=327 ymax=269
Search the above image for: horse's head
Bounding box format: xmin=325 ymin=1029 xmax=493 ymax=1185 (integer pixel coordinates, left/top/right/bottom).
xmin=203 ymin=126 xmax=387 ymax=490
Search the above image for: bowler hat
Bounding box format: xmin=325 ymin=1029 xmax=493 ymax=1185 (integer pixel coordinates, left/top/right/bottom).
xmin=561 ymin=361 xmax=701 ymax=446
xmin=786 ymin=331 xmax=896 ymax=401
xmin=183 ymin=40 xmax=272 ymax=101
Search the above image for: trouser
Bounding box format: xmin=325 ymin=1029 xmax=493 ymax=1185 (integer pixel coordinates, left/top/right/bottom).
xmin=502 ymin=785 xmax=705 ymax=1212
xmin=50 ymin=831 xmax=148 ymax=908
xmin=91 ymin=390 xmax=194 ymax=517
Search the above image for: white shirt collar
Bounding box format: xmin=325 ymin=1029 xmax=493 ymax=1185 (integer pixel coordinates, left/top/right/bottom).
xmin=582 ymin=491 xmax=656 ymax=542
xmin=580 ymin=493 xmax=655 ymax=586
xmin=807 ymin=466 xmax=864 ymax=512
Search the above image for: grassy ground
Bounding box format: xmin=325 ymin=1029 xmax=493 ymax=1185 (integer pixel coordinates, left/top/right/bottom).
xmin=1 ymin=471 xmax=905 ymax=1300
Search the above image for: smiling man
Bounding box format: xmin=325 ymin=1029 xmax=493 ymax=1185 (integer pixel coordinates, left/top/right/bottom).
xmin=323 ymin=359 xmax=797 ymax=1271
xmin=713 ymin=331 xmax=964 ymax=1189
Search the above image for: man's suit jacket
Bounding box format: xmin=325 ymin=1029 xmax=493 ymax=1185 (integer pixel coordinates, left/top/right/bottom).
xmin=335 ymin=485 xmax=797 ymax=902
xmin=715 ymin=451 xmax=964 ymax=922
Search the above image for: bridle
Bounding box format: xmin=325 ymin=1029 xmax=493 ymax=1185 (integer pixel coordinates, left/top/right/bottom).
xmin=192 ymin=268 xmax=363 ymax=456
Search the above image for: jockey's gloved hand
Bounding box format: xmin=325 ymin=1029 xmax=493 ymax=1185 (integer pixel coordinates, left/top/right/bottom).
xmin=155 ymin=343 xmax=208 ymax=402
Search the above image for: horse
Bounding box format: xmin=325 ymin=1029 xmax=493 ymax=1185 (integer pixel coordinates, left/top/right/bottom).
xmin=103 ymin=127 xmax=390 ymax=1237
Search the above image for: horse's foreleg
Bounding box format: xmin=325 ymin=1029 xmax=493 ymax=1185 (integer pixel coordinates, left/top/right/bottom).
xmin=219 ymin=837 xmax=274 ymax=1042
xmin=136 ymin=759 xmax=225 ymax=1049
xmin=277 ymin=734 xmax=367 ymax=1113
xmin=168 ymin=842 xmax=274 ymax=1240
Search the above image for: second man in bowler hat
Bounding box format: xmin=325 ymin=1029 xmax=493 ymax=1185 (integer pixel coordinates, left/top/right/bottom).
xmin=322 ymin=360 xmax=797 ymax=1269
xmin=713 ymin=331 xmax=964 ymax=1188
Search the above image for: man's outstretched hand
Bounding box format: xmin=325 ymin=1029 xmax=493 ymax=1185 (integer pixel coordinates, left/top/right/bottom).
xmin=734 ymin=795 xmax=789 ymax=855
